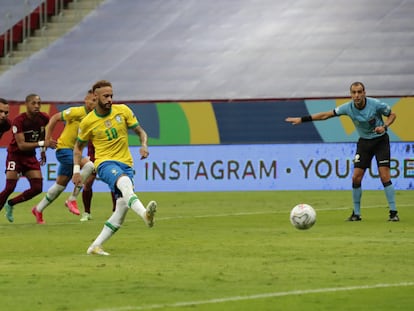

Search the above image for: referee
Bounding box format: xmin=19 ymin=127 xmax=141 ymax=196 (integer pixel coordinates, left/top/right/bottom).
xmin=285 ymin=81 xmax=398 ymax=222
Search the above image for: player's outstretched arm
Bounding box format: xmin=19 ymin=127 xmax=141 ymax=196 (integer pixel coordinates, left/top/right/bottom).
xmin=285 ymin=110 xmax=335 ymax=125
xmin=285 ymin=117 xmax=302 ymax=125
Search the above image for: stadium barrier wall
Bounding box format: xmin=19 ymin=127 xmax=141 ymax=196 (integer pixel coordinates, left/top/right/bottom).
xmin=1 ymin=97 xmax=413 ymax=147
xmin=1 ymin=143 xmax=413 ymax=192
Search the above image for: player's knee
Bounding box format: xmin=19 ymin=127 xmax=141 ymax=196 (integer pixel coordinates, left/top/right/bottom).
xmin=82 ymin=160 xmax=95 ymax=171
xmin=116 ymin=175 xmax=134 ymax=198
xmin=81 ymin=161 xmax=95 ymax=182
xmin=352 ymin=173 xmax=363 ymax=184
xmin=83 ymin=184 xmax=93 ymax=191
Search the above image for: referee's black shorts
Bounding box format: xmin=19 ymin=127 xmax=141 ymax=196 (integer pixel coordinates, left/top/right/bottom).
xmin=354 ymin=133 xmax=390 ymax=169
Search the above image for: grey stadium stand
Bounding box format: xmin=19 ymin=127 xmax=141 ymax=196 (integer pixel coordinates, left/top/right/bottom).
xmin=0 ymin=0 xmax=413 ymax=101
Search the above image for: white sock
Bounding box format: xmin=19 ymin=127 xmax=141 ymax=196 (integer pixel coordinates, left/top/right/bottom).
xmin=108 ymin=198 xmax=128 ymax=227
xmin=91 ymin=226 xmax=114 ymax=247
xmin=37 ymin=183 xmax=65 ymax=212
xmin=91 ymin=199 xmax=128 ymax=247
xmin=70 ymin=161 xmax=95 ymax=199
xmin=116 ymin=175 xmax=146 ymax=219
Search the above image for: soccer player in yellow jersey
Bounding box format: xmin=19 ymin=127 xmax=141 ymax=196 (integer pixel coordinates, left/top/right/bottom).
xmin=73 ymin=80 xmax=157 ymax=256
xmin=31 ymin=90 xmax=96 ymax=224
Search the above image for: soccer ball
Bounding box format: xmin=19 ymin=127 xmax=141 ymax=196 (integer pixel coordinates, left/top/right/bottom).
xmin=290 ymin=203 xmax=316 ymax=230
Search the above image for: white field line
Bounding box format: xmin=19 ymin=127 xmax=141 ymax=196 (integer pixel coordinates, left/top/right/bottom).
xmin=157 ymin=203 xmax=413 ymax=221
xmin=1 ymin=203 xmax=412 ymax=228
xmin=90 ymin=281 xmax=414 ymax=311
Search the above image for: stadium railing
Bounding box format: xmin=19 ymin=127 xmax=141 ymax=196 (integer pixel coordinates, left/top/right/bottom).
xmin=0 ymin=0 xmax=72 ymax=58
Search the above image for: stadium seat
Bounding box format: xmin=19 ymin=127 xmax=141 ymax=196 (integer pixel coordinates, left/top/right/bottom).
xmin=0 ymin=35 xmax=4 ymax=57
xmin=11 ymin=22 xmax=23 ymax=44
xmin=28 ymin=9 xmax=41 ymax=33
xmin=44 ymin=0 xmax=57 ymax=17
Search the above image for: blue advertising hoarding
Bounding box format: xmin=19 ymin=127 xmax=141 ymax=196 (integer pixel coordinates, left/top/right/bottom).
xmin=1 ymin=143 xmax=413 ymax=192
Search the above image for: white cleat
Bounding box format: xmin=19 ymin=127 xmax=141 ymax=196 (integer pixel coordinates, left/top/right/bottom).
xmin=144 ymin=200 xmax=157 ymax=228
xmin=80 ymin=212 xmax=92 ymax=222
xmin=87 ymin=245 xmax=110 ymax=256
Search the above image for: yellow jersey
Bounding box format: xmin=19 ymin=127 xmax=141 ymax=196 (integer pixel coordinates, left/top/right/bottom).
xmin=57 ymin=106 xmax=89 ymax=149
xmin=77 ymin=104 xmax=139 ymax=168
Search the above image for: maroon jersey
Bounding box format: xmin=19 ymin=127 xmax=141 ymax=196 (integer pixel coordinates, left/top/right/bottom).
xmin=8 ymin=112 xmax=49 ymax=156
xmin=0 ymin=118 xmax=11 ymax=138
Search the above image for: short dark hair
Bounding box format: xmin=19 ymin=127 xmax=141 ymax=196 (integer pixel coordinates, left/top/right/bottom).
xmin=25 ymin=94 xmax=40 ymax=102
xmin=0 ymin=98 xmax=9 ymax=105
xmin=92 ymin=80 xmax=112 ymax=92
xmin=350 ymin=81 xmax=365 ymax=91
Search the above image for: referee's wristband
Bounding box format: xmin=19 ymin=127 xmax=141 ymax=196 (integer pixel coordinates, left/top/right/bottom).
xmin=383 ymin=125 xmax=388 ymax=131
xmin=301 ymin=115 xmax=312 ymax=122
xmin=73 ymin=165 xmax=81 ymax=174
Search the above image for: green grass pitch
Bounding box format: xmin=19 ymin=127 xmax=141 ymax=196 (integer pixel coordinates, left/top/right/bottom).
xmin=1 ymin=190 xmax=413 ymax=311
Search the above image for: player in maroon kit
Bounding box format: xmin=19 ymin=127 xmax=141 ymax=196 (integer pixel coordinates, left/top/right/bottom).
xmin=0 ymin=98 xmax=11 ymax=138
xmin=0 ymin=94 xmax=57 ymax=223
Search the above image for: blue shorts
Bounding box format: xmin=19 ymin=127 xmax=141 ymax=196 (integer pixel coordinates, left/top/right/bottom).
xmin=56 ymin=149 xmax=74 ymax=177
xmin=97 ymin=160 xmax=134 ymax=196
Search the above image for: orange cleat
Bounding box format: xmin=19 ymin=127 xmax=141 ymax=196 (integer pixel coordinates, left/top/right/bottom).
xmin=32 ymin=207 xmax=45 ymax=224
xmin=65 ymin=200 xmax=80 ymax=215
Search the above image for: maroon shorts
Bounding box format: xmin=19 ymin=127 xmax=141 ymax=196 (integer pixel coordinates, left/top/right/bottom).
xmin=5 ymin=152 xmax=41 ymax=174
